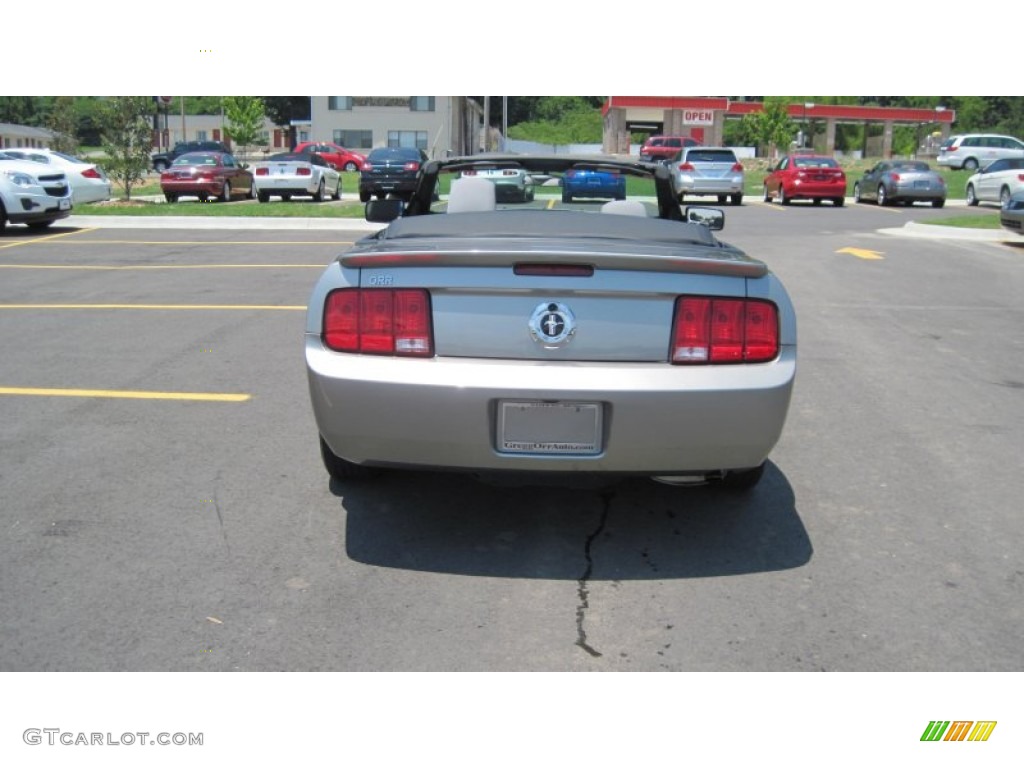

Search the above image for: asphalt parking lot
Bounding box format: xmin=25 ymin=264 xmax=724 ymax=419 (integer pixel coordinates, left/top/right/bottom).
xmin=1 ymin=202 xmax=1022 ymax=672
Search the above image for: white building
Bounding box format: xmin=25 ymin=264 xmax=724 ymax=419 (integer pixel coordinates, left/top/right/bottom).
xmin=310 ymin=97 xmax=483 ymax=159
xmin=0 ymin=122 xmax=55 ymax=149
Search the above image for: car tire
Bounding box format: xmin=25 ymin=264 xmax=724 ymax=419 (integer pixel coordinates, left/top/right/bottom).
xmin=248 ymin=182 xmax=257 ymax=200
xmin=313 ymin=179 xmax=325 ymax=202
xmin=562 ymin=191 xmax=571 ymax=203
xmin=26 ymin=220 xmax=54 ymax=230
xmin=717 ymin=194 xmax=727 ymax=204
xmin=778 ymin=185 xmax=789 ymax=205
xmin=877 ymin=184 xmax=889 ymax=206
xmin=963 ymin=158 xmax=979 ymax=172
xmin=359 ymin=190 xmax=370 ymax=203
xmin=932 ymin=199 xmax=945 ymax=208
xmin=319 ymin=435 xmax=376 ymax=482
xmin=333 ymin=180 xmax=342 ymax=200
xmin=0 ymin=201 xmax=6 ymax=234
xmin=344 ymin=161 xmax=358 ymax=172
xmin=966 ymin=184 xmax=978 ymax=206
xmin=813 ymin=198 xmax=822 ymax=206
xmin=762 ymin=184 xmax=771 ymax=203
xmin=718 ymin=463 xmax=766 ymax=491
xmin=164 ymin=193 xmax=178 ymax=203
xmin=833 ymin=197 xmax=845 ymax=207
xmin=282 ymin=194 xmax=292 ymax=202
xmin=257 ymin=191 xmax=270 ymax=203
xmin=154 ymin=160 xmax=168 ymax=172
xmin=218 ymin=182 xmax=231 ymax=203
xmin=854 ymin=182 xmax=863 ymax=203
xmin=1000 ymin=186 xmax=1011 ymax=207
xmin=731 ymin=193 xmax=742 ymax=206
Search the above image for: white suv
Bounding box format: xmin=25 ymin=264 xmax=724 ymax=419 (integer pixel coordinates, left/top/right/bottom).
xmin=0 ymin=153 xmax=73 ymax=234
xmin=936 ymin=134 xmax=1024 ymax=171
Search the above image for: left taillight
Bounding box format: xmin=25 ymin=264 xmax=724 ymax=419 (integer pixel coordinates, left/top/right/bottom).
xmin=670 ymin=297 xmax=779 ymax=364
xmin=323 ymin=288 xmax=433 ymax=357
xmin=255 ymin=167 xmax=269 ymax=176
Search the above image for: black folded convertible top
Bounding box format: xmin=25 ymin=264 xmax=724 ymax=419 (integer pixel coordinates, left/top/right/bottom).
xmin=378 ymin=210 xmax=717 ymax=246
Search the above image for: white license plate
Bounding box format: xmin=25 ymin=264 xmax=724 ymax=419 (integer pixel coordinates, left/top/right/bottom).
xmin=498 ymin=401 xmax=602 ymax=455
xmin=59 ymin=198 xmax=71 ymax=210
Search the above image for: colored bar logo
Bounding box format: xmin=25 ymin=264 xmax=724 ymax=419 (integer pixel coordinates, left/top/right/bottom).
xmin=921 ymin=721 xmax=997 ymax=742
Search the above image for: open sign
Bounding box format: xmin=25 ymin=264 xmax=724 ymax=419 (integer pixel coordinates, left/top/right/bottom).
xmin=682 ymin=110 xmax=715 ymax=126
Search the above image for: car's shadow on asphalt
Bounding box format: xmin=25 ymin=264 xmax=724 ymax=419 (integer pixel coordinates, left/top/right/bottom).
xmin=334 ymin=462 xmax=811 ymax=580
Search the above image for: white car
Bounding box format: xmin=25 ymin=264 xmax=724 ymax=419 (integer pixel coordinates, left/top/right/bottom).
xmin=459 ymin=166 xmax=535 ymax=203
xmin=936 ymin=134 xmax=1024 ymax=171
xmin=965 ymin=157 xmax=1024 ymax=208
xmin=0 ymin=154 xmax=73 ymax=233
xmin=0 ymin=148 xmax=111 ymax=204
xmin=251 ymin=152 xmax=341 ymax=202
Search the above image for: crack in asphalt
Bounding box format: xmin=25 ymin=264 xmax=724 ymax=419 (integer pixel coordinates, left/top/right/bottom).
xmin=213 ymin=471 xmax=231 ymax=557
xmin=575 ymin=490 xmax=614 ymax=658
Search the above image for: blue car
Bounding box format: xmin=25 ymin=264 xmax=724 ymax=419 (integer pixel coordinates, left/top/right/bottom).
xmin=562 ymin=168 xmax=626 ymax=202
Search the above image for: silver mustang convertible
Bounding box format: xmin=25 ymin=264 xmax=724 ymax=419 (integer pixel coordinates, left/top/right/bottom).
xmin=306 ymin=155 xmax=796 ymax=489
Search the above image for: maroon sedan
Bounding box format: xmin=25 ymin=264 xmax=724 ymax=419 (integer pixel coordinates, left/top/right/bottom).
xmin=160 ymin=152 xmax=254 ymax=203
xmin=293 ymin=142 xmax=367 ymax=172
xmin=763 ymin=154 xmax=847 ymax=207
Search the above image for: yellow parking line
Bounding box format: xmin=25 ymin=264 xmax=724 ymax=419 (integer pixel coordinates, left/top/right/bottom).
xmin=0 ymin=227 xmax=98 ymax=249
xmin=751 ymin=200 xmax=787 ymax=212
xmin=546 ymin=199 xmax=556 ymax=210
xmin=0 ymin=304 xmax=306 ymax=310
xmin=0 ymin=386 xmax=250 ymax=402
xmin=0 ymin=264 xmax=325 ymax=270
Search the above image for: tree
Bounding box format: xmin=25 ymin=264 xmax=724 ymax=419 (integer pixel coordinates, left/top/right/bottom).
xmin=98 ymin=96 xmax=153 ymax=201
xmin=46 ymin=96 xmax=79 ymax=154
xmin=739 ymin=99 xmax=794 ymax=160
xmin=222 ymin=96 xmax=265 ymax=163
xmin=262 ymin=96 xmax=310 ymax=150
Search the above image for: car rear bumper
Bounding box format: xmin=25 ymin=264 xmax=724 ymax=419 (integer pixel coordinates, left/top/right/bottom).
xmin=675 ymin=176 xmax=744 ymax=195
xmin=786 ymin=181 xmax=846 ymax=198
xmin=891 ymin=183 xmax=945 ymax=200
xmin=359 ymin=178 xmax=417 ymax=196
xmin=306 ymin=339 xmax=796 ymax=474
xmin=255 ymin=178 xmax=317 ymax=194
xmin=161 ymin=180 xmax=222 ymax=196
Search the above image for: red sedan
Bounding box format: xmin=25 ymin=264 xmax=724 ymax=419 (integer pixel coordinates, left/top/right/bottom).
xmin=763 ymin=154 xmax=846 ymax=207
xmin=293 ymin=142 xmax=367 ymax=172
xmin=160 ymin=152 xmax=255 ymax=203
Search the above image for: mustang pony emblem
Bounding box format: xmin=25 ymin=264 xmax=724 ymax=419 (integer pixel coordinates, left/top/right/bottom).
xmin=529 ymin=302 xmax=576 ymax=348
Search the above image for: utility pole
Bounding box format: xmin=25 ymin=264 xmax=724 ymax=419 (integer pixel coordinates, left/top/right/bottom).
xmin=482 ymin=96 xmax=489 ymax=153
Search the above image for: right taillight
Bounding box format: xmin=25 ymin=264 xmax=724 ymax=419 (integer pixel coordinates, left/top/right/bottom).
xmin=323 ymin=288 xmax=433 ymax=357
xmin=670 ymin=297 xmax=779 ymax=364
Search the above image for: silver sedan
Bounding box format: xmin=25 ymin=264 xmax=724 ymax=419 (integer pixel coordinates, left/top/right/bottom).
xmin=252 ymin=152 xmax=341 ymax=202
xmin=965 ymin=157 xmax=1024 ymax=208
xmin=853 ymin=160 xmax=946 ymax=207
xmin=306 ymin=155 xmax=796 ymax=491
xmin=666 ymin=147 xmax=745 ymax=205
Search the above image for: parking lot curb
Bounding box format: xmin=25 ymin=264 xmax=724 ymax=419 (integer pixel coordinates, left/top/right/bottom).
xmin=879 ymin=221 xmax=1014 ymax=242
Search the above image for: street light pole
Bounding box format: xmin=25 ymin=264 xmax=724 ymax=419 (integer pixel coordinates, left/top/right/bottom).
xmin=803 ymin=102 xmax=815 ymax=149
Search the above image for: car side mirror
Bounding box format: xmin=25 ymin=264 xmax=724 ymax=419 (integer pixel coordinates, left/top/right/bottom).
xmin=686 ymin=206 xmax=725 ymax=230
xmin=365 ymin=198 xmax=404 ymax=223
